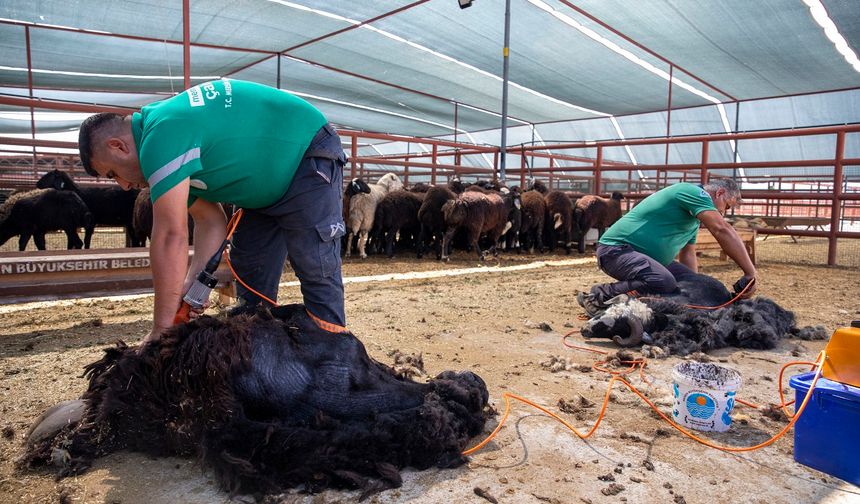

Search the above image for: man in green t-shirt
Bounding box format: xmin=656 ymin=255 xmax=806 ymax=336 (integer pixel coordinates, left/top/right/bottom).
xmin=577 ymin=179 xmax=757 ymax=317
xmin=77 ymin=79 xmax=348 ymax=343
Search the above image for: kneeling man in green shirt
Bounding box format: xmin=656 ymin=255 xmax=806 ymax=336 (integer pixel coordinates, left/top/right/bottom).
xmin=577 ymin=179 xmax=757 ymax=317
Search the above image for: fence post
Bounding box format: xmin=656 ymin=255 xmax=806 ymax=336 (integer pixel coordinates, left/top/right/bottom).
xmin=700 ymin=140 xmax=709 ymax=184
xmin=431 ymin=144 xmax=437 ymax=186
xmin=828 ymin=131 xmax=845 ymax=266
xmin=595 ymin=145 xmax=603 ymax=194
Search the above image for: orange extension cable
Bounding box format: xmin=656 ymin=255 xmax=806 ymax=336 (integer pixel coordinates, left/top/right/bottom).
xmin=463 ymin=326 xmax=825 ymax=456
xmin=221 ymin=209 xmax=278 ymax=307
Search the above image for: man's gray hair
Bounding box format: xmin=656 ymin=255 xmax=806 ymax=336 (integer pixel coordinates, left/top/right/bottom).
xmin=704 ymin=178 xmax=742 ymax=202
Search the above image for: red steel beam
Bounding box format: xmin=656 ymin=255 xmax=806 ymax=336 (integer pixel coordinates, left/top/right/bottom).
xmin=183 ymin=0 xmax=191 ymax=90
xmin=0 ymin=19 xmax=275 ymax=56
xmin=0 ymin=95 xmax=135 ymax=115
xmin=517 ymin=124 xmax=860 ymax=151
xmin=24 ymin=26 xmax=37 ymax=171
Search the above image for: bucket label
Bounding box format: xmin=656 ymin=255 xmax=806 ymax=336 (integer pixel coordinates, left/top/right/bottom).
xmin=686 ymin=393 xmax=716 ymax=419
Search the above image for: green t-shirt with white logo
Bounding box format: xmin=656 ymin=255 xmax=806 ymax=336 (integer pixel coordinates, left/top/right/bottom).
xmin=598 ymin=183 xmax=717 ymax=265
xmin=131 ymin=79 xmax=327 ymax=208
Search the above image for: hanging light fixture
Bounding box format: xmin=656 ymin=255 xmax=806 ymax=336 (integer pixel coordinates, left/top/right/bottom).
xmin=458 ymin=0 xmax=474 ymax=9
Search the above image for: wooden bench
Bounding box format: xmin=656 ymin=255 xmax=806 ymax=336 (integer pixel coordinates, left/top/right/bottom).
xmin=758 ymin=216 xmax=830 ymax=243
xmin=692 ymin=227 xmax=757 ymax=265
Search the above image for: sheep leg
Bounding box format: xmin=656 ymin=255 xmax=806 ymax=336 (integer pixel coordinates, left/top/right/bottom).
xmin=64 ymin=227 xmax=83 ymax=249
xmin=33 ymin=233 xmax=46 ymax=251
xmin=83 ymin=224 xmax=94 ymax=249
xmin=578 ymin=224 xmax=587 ymax=254
xmin=440 ymin=228 xmax=457 ymax=261
xmin=18 ymin=232 xmax=31 ymax=251
xmin=358 ymin=230 xmax=369 ymax=259
xmin=385 ymin=227 xmax=397 ymax=258
xmin=345 ymin=232 xmax=354 ymax=257
xmin=416 ymin=225 xmax=426 ymax=259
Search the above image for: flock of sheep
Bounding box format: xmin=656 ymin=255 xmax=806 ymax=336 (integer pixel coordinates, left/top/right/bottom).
xmin=342 ymin=172 xmax=625 ymax=261
xmin=0 ymin=170 xmax=625 ymax=259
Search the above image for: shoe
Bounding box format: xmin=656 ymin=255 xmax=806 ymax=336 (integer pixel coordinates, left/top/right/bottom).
xmin=577 ymin=291 xmax=607 ymax=318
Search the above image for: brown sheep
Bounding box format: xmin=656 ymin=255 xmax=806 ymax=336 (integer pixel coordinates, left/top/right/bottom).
xmin=519 ymin=190 xmax=546 ymax=253
xmin=544 ymin=190 xmax=574 ymax=254
xmin=574 ymin=191 xmax=624 ymax=253
xmin=440 ymin=191 xmax=508 ymax=261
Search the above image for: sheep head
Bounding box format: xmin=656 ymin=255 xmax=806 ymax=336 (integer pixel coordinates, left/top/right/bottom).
xmin=610 ymin=191 xmax=624 ymax=201
xmin=347 ymin=178 xmax=371 ymax=197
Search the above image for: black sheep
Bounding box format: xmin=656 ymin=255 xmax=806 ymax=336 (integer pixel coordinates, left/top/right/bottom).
xmin=23 ymin=304 xmax=489 ymax=499
xmin=416 ymin=184 xmax=458 ymax=259
xmin=36 ymin=169 xmax=140 ymax=248
xmin=581 ymin=271 xmax=827 ymax=355
xmin=371 ymin=190 xmax=425 ymax=258
xmin=0 ymin=189 xmax=93 ymax=251
xmin=131 ymin=188 xmax=195 ymax=247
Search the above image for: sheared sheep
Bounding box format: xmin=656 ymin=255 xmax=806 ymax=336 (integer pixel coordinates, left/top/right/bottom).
xmin=22 ymin=304 xmax=489 ymax=500
xmin=580 ymin=271 xmax=826 ymax=355
xmin=37 ymin=169 xmax=140 ymax=248
xmin=0 ymin=189 xmax=93 ymax=251
xmin=345 ymin=173 xmax=403 ymax=259
xmin=574 ymin=191 xmax=624 ymax=253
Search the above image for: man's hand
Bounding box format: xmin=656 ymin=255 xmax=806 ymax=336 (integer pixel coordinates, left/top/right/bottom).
xmin=732 ymin=275 xmax=757 ymax=298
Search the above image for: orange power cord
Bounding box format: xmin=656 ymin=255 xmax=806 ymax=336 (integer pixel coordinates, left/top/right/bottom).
xmin=220 ymin=209 xmax=279 ymax=307
xmin=463 ymin=326 xmax=825 ymax=456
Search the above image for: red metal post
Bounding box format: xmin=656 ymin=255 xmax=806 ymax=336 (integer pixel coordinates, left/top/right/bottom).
xmin=665 ymin=64 xmax=673 ymax=168
xmin=595 ymin=146 xmax=603 ymax=194
xmin=25 ymin=26 xmax=37 ymax=173
xmin=828 ymin=131 xmax=845 ymax=265
xmin=548 ymin=157 xmax=554 ymax=189
xmin=700 ymin=140 xmax=709 ymax=184
xmin=183 ymin=0 xmax=191 ymax=90
xmin=431 ymin=144 xmax=438 ymax=185
xmin=520 ymin=147 xmax=527 ymax=188
xmin=404 ymin=142 xmax=410 ymax=185
xmin=349 ymin=133 xmax=357 ymax=180
xmin=492 ymin=152 xmax=499 ymax=182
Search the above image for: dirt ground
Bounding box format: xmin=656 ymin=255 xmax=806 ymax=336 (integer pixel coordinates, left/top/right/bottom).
xmin=1 ymin=251 xmax=859 ymax=504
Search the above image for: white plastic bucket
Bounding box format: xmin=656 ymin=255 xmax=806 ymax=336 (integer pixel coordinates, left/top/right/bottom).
xmin=672 ymin=361 xmax=742 ymax=432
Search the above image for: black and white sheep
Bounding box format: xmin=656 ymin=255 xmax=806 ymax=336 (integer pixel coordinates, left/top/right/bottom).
xmin=371 ymin=189 xmax=425 ymax=258
xmin=37 ymin=169 xmax=141 ymax=248
xmin=580 ymin=271 xmax=826 ymax=355
xmin=440 ymin=190 xmax=509 ymax=261
xmin=574 ymin=191 xmax=624 ymax=253
xmin=0 ymin=189 xmax=93 ymax=251
xmin=23 ymin=304 xmax=489 ymax=499
xmin=345 ymin=173 xmax=403 ymax=259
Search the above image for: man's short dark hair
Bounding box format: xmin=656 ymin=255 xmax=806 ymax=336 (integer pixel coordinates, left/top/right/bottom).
xmin=78 ymin=113 xmax=125 ymax=177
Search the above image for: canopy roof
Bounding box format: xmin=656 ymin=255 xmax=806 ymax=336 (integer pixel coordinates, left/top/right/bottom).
xmin=1 ymin=0 xmax=859 ymax=143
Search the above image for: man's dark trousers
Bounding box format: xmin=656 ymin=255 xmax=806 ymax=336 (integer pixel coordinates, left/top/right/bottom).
xmin=590 ymin=243 xmax=696 ymax=302
xmin=230 ymin=123 xmax=347 ymax=326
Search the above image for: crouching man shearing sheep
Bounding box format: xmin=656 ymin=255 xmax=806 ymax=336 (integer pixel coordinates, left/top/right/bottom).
xmin=77 ymin=79 xmax=349 ymax=344
xmin=577 ymin=179 xmax=757 ymax=317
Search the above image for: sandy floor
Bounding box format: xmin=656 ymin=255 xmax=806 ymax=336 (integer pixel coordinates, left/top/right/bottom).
xmin=1 ymin=251 xmax=859 ymax=504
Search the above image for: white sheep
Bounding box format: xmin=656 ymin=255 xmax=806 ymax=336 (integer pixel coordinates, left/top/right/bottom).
xmin=345 ymin=172 xmax=403 ymax=258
